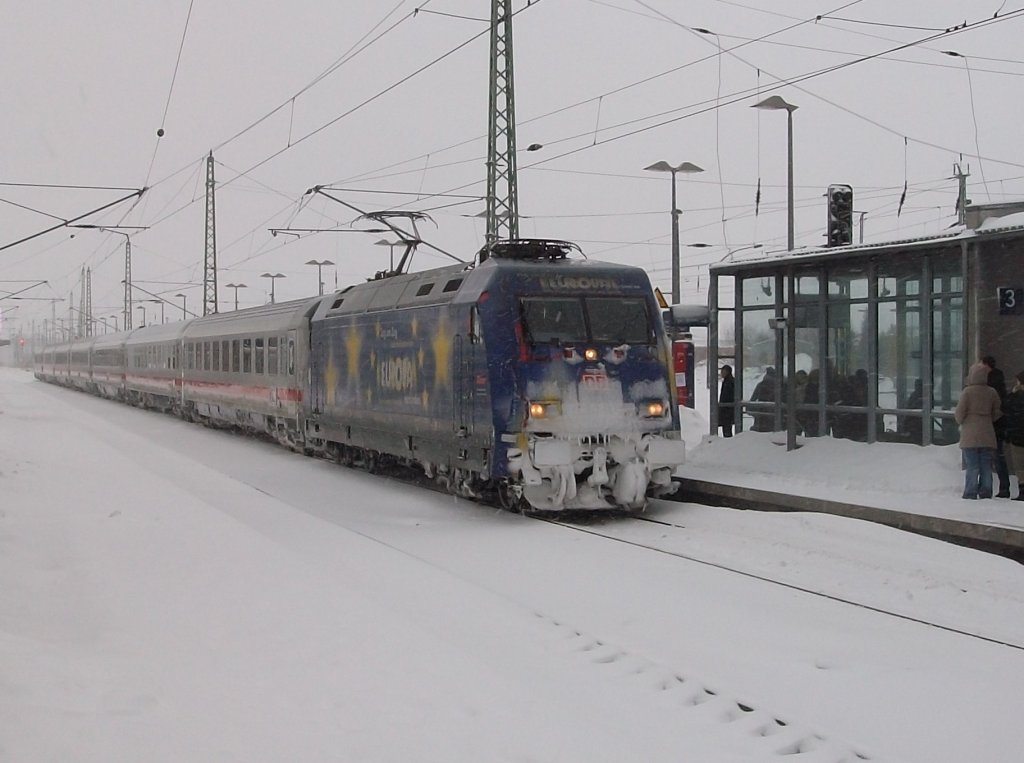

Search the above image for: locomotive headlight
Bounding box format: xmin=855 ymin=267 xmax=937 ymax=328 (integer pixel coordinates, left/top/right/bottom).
xmin=641 ymin=400 xmax=666 ymax=418
xmin=528 ymin=401 xmax=560 ymax=419
xmin=584 ymin=347 xmax=599 ymax=362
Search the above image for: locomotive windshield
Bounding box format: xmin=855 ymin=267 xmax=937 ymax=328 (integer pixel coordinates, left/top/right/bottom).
xmin=520 ymin=296 xmax=652 ymax=345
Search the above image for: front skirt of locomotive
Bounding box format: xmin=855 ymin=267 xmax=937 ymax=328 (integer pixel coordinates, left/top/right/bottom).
xmin=505 ymin=434 xmax=685 ymax=511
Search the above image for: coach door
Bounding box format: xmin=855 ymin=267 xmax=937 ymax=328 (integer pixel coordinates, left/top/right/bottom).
xmin=311 ymin=331 xmax=325 ymax=414
xmin=453 ymin=305 xmax=482 ymax=438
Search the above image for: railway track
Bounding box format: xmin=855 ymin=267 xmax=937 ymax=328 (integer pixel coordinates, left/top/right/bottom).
xmin=537 ymin=505 xmax=1024 ymax=653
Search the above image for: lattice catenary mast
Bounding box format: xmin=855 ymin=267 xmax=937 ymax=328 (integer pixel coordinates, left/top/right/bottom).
xmin=204 ymin=151 xmax=218 ymax=315
xmin=484 ymin=0 xmax=519 ymax=248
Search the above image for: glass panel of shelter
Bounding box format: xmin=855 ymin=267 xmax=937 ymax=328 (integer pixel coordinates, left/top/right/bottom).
xmin=727 ymin=253 xmax=964 ymax=446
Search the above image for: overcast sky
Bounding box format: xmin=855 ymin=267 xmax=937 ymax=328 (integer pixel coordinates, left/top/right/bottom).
xmin=3 ymin=0 xmax=1023 ymax=331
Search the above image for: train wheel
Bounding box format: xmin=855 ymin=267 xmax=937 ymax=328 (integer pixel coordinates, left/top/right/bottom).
xmin=337 ymin=445 xmax=355 ymax=467
xmin=497 ymin=480 xmax=525 ymax=513
xmin=363 ymin=450 xmax=379 ymax=474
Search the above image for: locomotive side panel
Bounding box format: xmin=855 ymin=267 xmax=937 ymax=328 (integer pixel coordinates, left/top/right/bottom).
xmin=308 ymin=297 xmax=492 ymax=474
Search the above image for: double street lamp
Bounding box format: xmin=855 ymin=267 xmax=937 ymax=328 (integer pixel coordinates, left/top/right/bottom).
xmin=305 ymin=260 xmax=334 ymax=296
xmin=260 ymin=273 xmax=286 ymax=304
xmin=643 ymin=161 xmax=704 ymax=304
xmin=374 ymin=239 xmax=401 ymax=273
xmin=224 ymin=283 xmax=247 ymax=311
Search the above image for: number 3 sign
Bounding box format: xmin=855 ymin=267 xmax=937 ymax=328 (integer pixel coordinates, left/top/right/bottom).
xmin=998 ymin=287 xmax=1023 ymax=315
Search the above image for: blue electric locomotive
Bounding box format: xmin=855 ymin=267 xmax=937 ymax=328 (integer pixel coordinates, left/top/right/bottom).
xmin=305 ymin=240 xmax=684 ymax=511
xmin=33 ymin=239 xmax=685 ymax=512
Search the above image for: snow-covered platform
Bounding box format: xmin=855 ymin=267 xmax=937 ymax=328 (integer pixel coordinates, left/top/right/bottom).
xmin=674 ymin=432 xmax=1024 ymax=561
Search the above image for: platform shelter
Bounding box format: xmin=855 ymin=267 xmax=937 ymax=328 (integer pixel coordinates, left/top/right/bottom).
xmin=707 ymin=202 xmax=1024 ymax=446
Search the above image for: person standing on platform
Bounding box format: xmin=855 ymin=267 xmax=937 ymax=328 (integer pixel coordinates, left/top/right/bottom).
xmin=956 ymin=362 xmax=1003 ymax=499
xmin=718 ymin=365 xmax=735 ymax=438
xmin=1001 ymin=370 xmax=1024 ymax=501
xmin=981 ymin=355 xmax=1011 ymax=497
xmin=750 ymin=367 xmax=776 ymax=432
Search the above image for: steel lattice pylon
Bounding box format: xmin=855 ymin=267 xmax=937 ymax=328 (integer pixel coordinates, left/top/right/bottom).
xmin=485 ymin=0 xmax=519 ymax=245
xmin=85 ymin=267 xmax=92 ymax=337
xmin=124 ymin=237 xmax=132 ymax=329
xmin=203 ymin=151 xmax=218 ymax=315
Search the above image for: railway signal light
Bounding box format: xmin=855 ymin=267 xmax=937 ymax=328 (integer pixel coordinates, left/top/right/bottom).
xmin=827 ymin=184 xmax=854 ymax=247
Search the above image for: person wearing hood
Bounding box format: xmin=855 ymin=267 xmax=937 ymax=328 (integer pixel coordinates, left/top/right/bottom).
xmin=1001 ymin=370 xmax=1024 ymax=500
xmin=955 ymin=362 xmax=1003 ymax=499
xmin=981 ymin=355 xmax=1011 ymax=497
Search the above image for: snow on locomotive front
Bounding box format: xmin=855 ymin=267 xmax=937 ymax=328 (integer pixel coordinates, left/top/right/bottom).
xmin=480 ymin=241 xmax=685 ymax=511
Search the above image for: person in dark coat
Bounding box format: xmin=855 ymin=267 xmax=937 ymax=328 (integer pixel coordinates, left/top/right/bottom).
xmin=900 ymin=379 xmax=924 ymax=445
xmin=750 ymin=367 xmax=776 ymax=432
xmin=956 ymin=362 xmax=1003 ymax=499
xmin=718 ymin=365 xmax=735 ymax=437
xmin=800 ymin=369 xmax=820 ymax=436
xmin=981 ymin=355 xmax=1011 ymax=497
xmin=1001 ymin=370 xmax=1024 ymax=500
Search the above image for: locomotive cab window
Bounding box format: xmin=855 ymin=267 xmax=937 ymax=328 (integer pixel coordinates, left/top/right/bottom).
xmin=520 ymin=296 xmax=652 ymax=345
xmin=520 ymin=298 xmax=588 ymax=344
xmin=586 ymin=297 xmax=652 ymax=344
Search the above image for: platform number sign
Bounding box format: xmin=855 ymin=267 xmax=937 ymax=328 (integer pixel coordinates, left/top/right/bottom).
xmin=998 ymin=286 xmax=1023 ymax=315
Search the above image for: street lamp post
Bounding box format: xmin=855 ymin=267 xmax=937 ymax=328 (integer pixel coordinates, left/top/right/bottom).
xmin=753 ymin=95 xmax=799 ymax=451
xmin=68 ymin=224 xmax=147 ymax=329
xmin=135 ymin=304 xmax=146 ymax=327
xmin=751 ymin=95 xmax=798 ymax=252
xmin=109 ymin=315 xmax=119 ymax=332
xmin=224 ymin=283 xmax=247 ymax=311
xmin=175 ymin=293 xmax=187 ymax=320
xmin=260 ymin=273 xmax=286 ymax=304
xmin=150 ymin=299 xmax=165 ymax=324
xmin=643 ymin=161 xmax=704 ymax=304
xmin=374 ymin=239 xmax=401 ymax=273
xmin=305 ymin=260 xmax=334 ymax=296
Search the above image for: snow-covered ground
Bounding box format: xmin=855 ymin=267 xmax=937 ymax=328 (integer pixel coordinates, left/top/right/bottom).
xmin=3 ymin=366 xmax=1024 ymax=762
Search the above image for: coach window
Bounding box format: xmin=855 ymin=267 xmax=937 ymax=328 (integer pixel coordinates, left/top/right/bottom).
xmin=231 ymin=339 xmax=240 ymax=373
xmin=255 ymin=337 xmax=265 ymax=374
xmin=203 ymin=341 xmax=211 ymax=371
xmin=443 ymin=278 xmax=463 ymax=293
xmin=242 ymin=338 xmax=252 ymax=373
xmin=287 ymin=336 xmax=295 ymax=375
xmin=267 ymin=337 xmax=279 ymax=376
xmin=212 ymin=340 xmax=221 ymax=372
xmin=221 ymin=341 xmax=229 ymax=372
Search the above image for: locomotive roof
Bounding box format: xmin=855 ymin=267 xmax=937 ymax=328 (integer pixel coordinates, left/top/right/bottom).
xmin=315 ymin=255 xmax=652 ymax=320
xmin=316 ymin=263 xmax=475 ymax=319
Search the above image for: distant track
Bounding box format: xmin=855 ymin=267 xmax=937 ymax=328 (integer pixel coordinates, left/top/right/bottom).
xmin=536 ymin=508 xmax=1024 ymax=653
